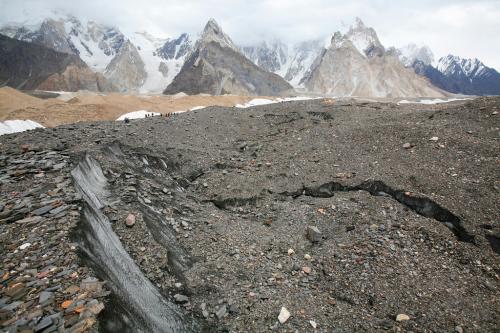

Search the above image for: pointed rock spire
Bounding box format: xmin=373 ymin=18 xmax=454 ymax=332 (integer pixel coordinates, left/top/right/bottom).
xmin=200 ymin=18 xmax=236 ymax=51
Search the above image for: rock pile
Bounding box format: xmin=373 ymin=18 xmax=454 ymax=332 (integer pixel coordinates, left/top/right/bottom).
xmin=0 ymin=147 xmax=107 ymax=332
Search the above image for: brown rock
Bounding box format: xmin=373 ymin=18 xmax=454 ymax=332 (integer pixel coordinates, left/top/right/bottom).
xmin=5 ymin=282 xmax=25 ymax=297
xmin=125 ymin=214 xmax=136 ymax=227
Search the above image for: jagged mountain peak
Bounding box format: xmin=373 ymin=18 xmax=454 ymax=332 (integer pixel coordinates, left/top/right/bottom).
xmin=412 ymin=54 xmax=500 ymax=95
xmin=165 ymin=19 xmax=293 ymax=96
xmin=301 ymin=18 xmax=445 ymax=98
xmin=200 ymin=19 xmax=236 ymax=51
xmin=204 ymin=18 xmax=221 ymax=32
xmin=344 ymin=18 xmax=384 ymax=57
xmin=326 ymin=18 xmax=384 ymax=58
xmin=437 ymin=55 xmax=488 ymax=77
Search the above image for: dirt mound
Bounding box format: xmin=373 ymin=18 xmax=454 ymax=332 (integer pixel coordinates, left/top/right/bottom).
xmin=0 ymin=88 xmax=260 ymax=127
xmin=0 ymin=87 xmax=44 ymax=115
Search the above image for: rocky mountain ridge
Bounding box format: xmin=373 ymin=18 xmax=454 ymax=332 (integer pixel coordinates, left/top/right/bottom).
xmin=410 ymin=55 xmax=500 ymax=96
xmin=2 ymin=14 xmax=499 ymax=96
xmin=0 ymin=34 xmax=115 ymax=92
xmin=0 ymin=15 xmax=192 ymax=92
xmin=299 ymin=21 xmax=446 ymax=98
xmin=164 ymin=19 xmax=293 ymax=96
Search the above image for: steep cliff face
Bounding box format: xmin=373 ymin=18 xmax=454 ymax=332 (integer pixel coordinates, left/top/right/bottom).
xmin=36 ymin=19 xmax=76 ymax=54
xmin=104 ymin=40 xmax=147 ymax=92
xmin=164 ymin=19 xmax=293 ymax=96
xmin=0 ymin=34 xmax=115 ymax=92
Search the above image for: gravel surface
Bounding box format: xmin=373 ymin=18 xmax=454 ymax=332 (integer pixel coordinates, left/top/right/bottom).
xmin=1 ymin=97 xmax=499 ymax=332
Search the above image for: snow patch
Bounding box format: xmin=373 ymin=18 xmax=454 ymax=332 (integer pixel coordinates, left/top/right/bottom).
xmin=0 ymin=120 xmax=44 ymax=136
xmin=171 ymin=110 xmax=188 ymax=115
xmin=116 ymin=110 xmax=161 ymax=120
xmin=397 ymin=98 xmax=472 ymax=105
xmin=235 ymin=97 xmax=316 ymax=108
xmin=190 ymin=106 xmax=206 ymax=111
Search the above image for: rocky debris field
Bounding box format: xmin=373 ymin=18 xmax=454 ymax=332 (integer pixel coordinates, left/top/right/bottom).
xmin=0 ymin=148 xmax=108 ymax=332
xmin=0 ymin=97 xmax=499 ymax=332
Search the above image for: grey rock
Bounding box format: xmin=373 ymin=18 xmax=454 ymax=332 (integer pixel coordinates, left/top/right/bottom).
xmin=229 ymin=304 xmax=238 ymax=314
xmin=216 ymin=305 xmax=227 ymax=319
xmin=2 ymin=301 xmax=23 ymax=311
xmin=306 ymin=226 xmax=322 ymax=243
xmin=174 ymin=294 xmax=189 ymax=303
xmin=34 ymin=316 xmax=53 ymax=332
xmin=49 ymin=205 xmax=68 ymax=215
xmin=32 ymin=205 xmax=53 ymax=216
xmin=39 ymin=291 xmax=54 ymax=304
xmin=52 ymin=162 xmax=66 ymax=170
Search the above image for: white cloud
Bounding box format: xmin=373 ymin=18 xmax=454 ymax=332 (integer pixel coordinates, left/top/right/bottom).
xmin=0 ymin=0 xmax=499 ymax=69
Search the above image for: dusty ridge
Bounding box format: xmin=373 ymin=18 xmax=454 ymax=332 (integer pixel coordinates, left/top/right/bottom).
xmin=0 ymin=88 xmax=261 ymax=127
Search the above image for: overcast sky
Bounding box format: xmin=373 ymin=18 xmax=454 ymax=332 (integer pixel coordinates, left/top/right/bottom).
xmin=1 ymin=0 xmax=499 ymax=69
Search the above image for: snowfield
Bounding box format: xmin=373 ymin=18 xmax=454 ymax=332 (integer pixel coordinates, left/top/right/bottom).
xmin=116 ymin=110 xmax=161 ymax=120
xmin=0 ymin=120 xmax=44 ymax=136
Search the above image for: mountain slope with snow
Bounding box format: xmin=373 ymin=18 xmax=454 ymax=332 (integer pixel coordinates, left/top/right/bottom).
xmin=0 ymin=15 xmax=192 ymax=93
xmin=344 ymin=17 xmax=385 ymax=58
xmin=397 ymin=43 xmax=434 ymax=67
xmin=241 ymin=39 xmax=323 ymax=87
xmin=414 ymin=55 xmax=500 ymax=95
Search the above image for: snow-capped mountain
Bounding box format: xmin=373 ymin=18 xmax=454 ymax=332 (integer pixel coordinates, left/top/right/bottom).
xmin=437 ymin=55 xmax=489 ymax=78
xmin=242 ymin=39 xmax=323 ymax=87
xmin=413 ymin=55 xmax=500 ymax=95
xmin=0 ymin=15 xmax=192 ymax=93
xmin=344 ymin=17 xmax=385 ymax=58
xmin=396 ymin=43 xmax=434 ymax=67
xmin=300 ymin=19 xmax=445 ymax=97
xmin=164 ymin=19 xmax=293 ymax=96
xmin=3 ymin=13 xmax=498 ymax=96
